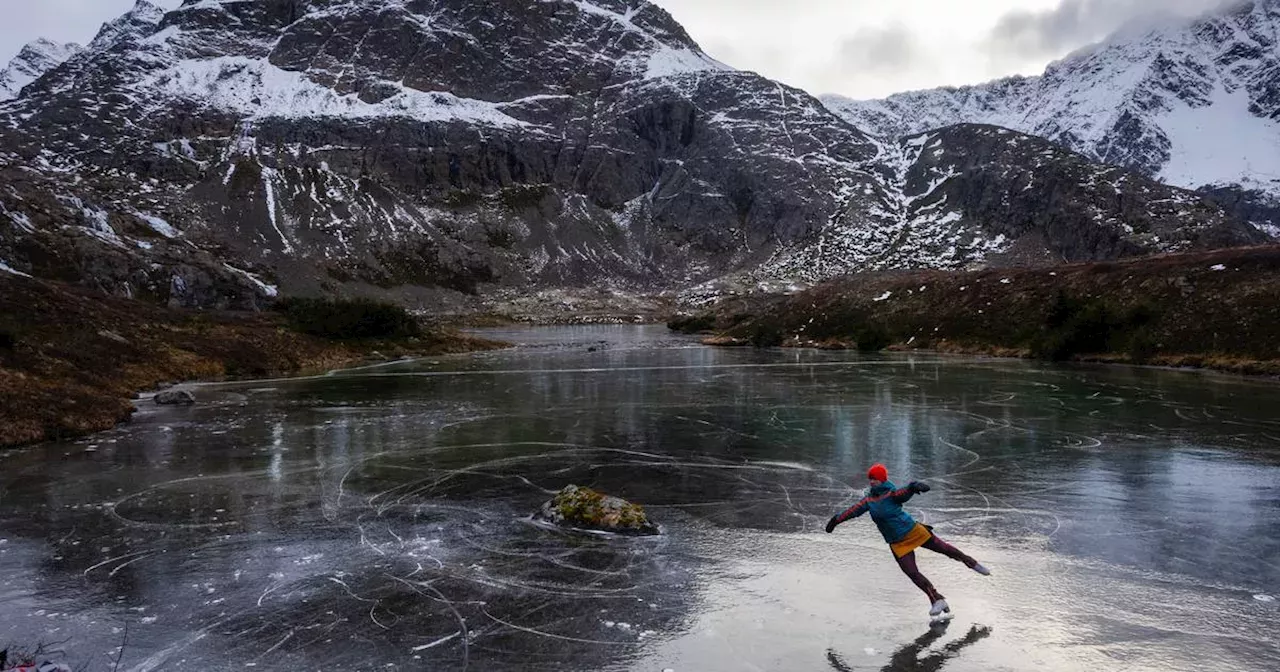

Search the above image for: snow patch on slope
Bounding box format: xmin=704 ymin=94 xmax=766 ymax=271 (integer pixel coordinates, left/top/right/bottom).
xmin=223 ymin=263 xmax=278 ymax=297
xmin=144 ymin=57 xmax=530 ymax=127
xmin=136 ymin=212 xmax=180 ymax=238
xmin=645 ymin=46 xmax=729 ymax=79
xmin=1159 ymin=86 xmax=1280 ymax=191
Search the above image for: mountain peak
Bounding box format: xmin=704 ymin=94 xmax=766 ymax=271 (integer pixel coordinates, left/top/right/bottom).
xmin=0 ymin=39 xmax=82 ymax=102
xmin=90 ymin=0 xmax=166 ymax=50
xmin=823 ymin=0 xmax=1280 ymax=234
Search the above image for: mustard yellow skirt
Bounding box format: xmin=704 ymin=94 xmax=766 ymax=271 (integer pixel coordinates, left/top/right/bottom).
xmin=890 ymin=523 xmax=932 ymax=558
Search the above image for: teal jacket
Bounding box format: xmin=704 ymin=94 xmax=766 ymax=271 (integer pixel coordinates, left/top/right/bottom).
xmin=829 ymin=480 xmax=922 ymax=543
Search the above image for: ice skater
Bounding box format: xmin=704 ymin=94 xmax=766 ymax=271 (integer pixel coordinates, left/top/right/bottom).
xmin=825 ymin=463 xmax=990 ymax=619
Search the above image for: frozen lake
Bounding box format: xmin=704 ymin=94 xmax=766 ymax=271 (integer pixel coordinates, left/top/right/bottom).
xmin=1 ymin=325 xmax=1278 ymax=671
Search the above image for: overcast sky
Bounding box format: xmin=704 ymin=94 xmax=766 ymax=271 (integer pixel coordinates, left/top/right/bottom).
xmin=0 ymin=0 xmax=1231 ymax=99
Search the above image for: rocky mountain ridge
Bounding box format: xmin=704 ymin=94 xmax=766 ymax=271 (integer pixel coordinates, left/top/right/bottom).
xmin=0 ymin=0 xmax=1265 ymax=308
xmin=823 ymin=0 xmax=1280 ymax=237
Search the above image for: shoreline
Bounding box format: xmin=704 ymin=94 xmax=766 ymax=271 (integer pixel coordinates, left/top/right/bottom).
xmin=699 ymin=333 xmax=1280 ymax=381
xmin=688 ymin=246 xmax=1280 ymax=382
xmin=0 ymin=275 xmax=508 ymax=451
xmin=2 ymin=338 xmax=508 ymax=452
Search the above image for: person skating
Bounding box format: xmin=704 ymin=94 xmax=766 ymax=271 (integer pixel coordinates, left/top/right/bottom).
xmin=825 ymin=463 xmax=991 ymax=618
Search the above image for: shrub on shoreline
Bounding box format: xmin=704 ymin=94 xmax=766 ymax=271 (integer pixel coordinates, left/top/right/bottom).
xmin=274 ymin=297 xmax=421 ymax=341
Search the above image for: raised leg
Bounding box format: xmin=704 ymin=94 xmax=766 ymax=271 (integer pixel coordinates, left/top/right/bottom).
xmin=921 ymin=534 xmax=978 ymax=568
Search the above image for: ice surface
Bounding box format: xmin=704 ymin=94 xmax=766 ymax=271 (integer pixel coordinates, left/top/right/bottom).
xmin=1 ymin=326 xmax=1279 ymax=671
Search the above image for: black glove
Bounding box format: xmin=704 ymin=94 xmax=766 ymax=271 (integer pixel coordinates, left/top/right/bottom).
xmin=825 ymin=515 xmax=839 ymax=533
xmin=911 ymin=481 xmax=931 ymax=493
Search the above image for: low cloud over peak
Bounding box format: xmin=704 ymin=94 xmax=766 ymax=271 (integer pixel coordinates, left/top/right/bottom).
xmin=987 ymin=0 xmax=1233 ymax=61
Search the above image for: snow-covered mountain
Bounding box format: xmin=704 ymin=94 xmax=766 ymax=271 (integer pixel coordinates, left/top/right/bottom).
xmin=0 ymin=38 xmax=82 ymax=101
xmin=0 ymin=0 xmax=1264 ymax=307
xmin=823 ymin=0 xmax=1280 ymax=237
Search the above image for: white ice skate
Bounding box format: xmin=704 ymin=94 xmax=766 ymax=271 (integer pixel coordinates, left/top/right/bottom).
xmin=929 ymin=599 xmax=954 ymax=624
xmin=972 ymin=563 xmax=992 ymax=576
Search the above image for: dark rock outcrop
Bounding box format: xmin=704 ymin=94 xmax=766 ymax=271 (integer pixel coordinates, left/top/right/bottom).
xmin=154 ymin=389 xmax=196 ymax=405
xmin=535 ymin=485 xmax=659 ymax=536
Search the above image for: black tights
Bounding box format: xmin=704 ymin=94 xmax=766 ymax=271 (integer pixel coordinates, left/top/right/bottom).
xmin=895 ymin=535 xmax=977 ymax=603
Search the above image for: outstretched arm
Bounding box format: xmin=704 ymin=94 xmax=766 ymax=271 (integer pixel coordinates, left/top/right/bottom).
xmin=892 ymin=481 xmax=931 ymax=504
xmin=826 ymin=498 xmax=869 ymax=533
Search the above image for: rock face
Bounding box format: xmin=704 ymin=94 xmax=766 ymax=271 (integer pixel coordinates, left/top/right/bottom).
xmin=154 ymin=389 xmax=196 ymax=405
xmin=0 ymin=0 xmax=1266 ymax=307
xmin=822 ymin=0 xmax=1280 ymax=237
xmin=536 ymin=485 xmax=658 ymax=536
xmin=755 ymin=123 xmax=1266 ymax=281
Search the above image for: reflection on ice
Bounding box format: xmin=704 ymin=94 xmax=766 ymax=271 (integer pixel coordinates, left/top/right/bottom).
xmin=828 ymin=622 xmax=992 ymax=672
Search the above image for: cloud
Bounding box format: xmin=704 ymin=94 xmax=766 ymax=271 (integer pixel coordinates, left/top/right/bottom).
xmin=834 ymin=24 xmax=920 ymax=75
xmin=988 ymin=0 xmax=1230 ymax=60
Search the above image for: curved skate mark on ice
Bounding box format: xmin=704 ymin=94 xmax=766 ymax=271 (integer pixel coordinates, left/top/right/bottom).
xmin=411 ymin=631 xmax=461 ymax=652
xmin=1055 ymin=432 xmax=1103 ymax=451
xmin=83 ymin=550 xmax=154 ymax=576
xmin=441 ymin=564 xmax=651 ymax=598
xmin=751 ymin=460 xmax=816 ymax=472
xmin=108 ymin=466 xmax=325 ymax=529
xmin=107 ymin=552 xmax=155 ymax=578
xmin=328 ymin=575 xmax=377 ymax=603
xmin=934 ymin=478 xmax=1063 ymax=539
xmin=457 ymin=527 xmax=650 ymax=577
xmin=976 ymin=392 xmax=1017 ymax=406
xmin=257 ymin=582 xmax=285 ymax=607
xmin=367 ymin=443 xmax=678 ymax=510
xmin=963 ymin=416 xmax=1033 ymax=444
xmin=480 ymin=606 xmax=629 ymax=646
xmin=383 ymin=574 xmax=470 ymax=668
xmin=932 ymin=436 xmax=982 ymax=476
xmin=1174 ymin=407 xmax=1210 ymax=423
xmin=675 ymin=415 xmax=760 ymax=439
xmin=123 ymin=631 xmax=210 ymax=672
xmin=618 ymin=459 xmax=815 ymax=475
xmin=258 ymin=630 xmax=294 ymax=658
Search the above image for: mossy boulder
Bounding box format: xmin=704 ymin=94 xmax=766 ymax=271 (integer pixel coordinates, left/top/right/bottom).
xmin=536 ymin=485 xmax=659 ymax=536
